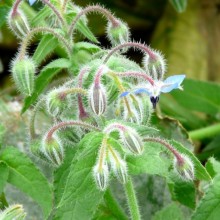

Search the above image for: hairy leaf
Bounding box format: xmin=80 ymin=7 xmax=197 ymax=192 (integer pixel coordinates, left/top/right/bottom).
xmin=152 ymin=202 xmax=184 ymax=220
xmin=54 ymin=132 xmax=104 ymax=219
xmin=0 ymin=147 xmax=53 ymax=218
xmin=191 ymin=174 xmax=220 ymax=220
xmin=33 ymin=35 xmax=58 ymax=65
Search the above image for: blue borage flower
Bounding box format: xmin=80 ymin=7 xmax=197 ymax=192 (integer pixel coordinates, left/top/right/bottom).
xmin=28 ymin=0 xmax=37 ymax=6
xmin=120 ymin=75 xmax=185 ymax=108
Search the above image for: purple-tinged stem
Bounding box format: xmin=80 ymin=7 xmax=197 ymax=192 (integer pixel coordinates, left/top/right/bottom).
xmin=143 ymin=137 xmax=184 ymax=165
xmin=104 ymin=123 xmax=127 ymax=134
xmin=68 ymin=5 xmax=119 ymax=37
xmin=103 ymin=42 xmax=157 ymax=64
xmin=77 ymin=67 xmax=90 ymax=119
xmin=116 ymin=71 xmax=154 ymax=86
xmin=41 ymin=0 xmax=65 ymax=26
xmin=46 ymin=120 xmax=100 ymax=141
xmin=11 ymin=0 xmax=22 ymax=16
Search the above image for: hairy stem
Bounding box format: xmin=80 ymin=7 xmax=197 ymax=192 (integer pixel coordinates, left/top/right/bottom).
xmin=103 ymin=42 xmax=157 ymax=64
xmin=11 ymin=0 xmax=22 ymax=16
xmin=68 ymin=5 xmax=119 ymax=38
xmin=18 ymin=27 xmax=72 ymax=59
xmin=124 ymin=177 xmax=141 ymax=220
xmin=143 ymin=137 xmax=184 ymax=164
xmin=115 ymin=71 xmax=154 ymax=85
xmin=104 ymin=189 xmax=128 ymax=220
xmin=46 ymin=120 xmax=100 ymax=140
xmin=189 ymin=123 xmax=220 ymax=140
xmin=41 ymin=0 xmax=65 ymax=27
xmin=77 ymin=67 xmax=90 ymax=119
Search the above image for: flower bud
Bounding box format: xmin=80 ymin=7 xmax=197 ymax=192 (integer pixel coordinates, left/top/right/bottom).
xmin=107 ymin=19 xmax=130 ymax=46
xmin=46 ymin=88 xmax=68 ymax=117
xmin=142 ymin=51 xmax=166 ymax=80
xmin=93 ymin=163 xmax=109 ymax=191
xmin=89 ymin=84 xmax=107 ymax=116
xmin=8 ymin=9 xmax=30 ymax=39
xmin=0 ymin=204 xmax=26 ymax=220
xmin=41 ymin=135 xmax=64 ymax=166
xmin=120 ymin=128 xmax=143 ymax=155
xmin=174 ymin=154 xmax=194 ymax=181
xmin=109 ymin=149 xmax=128 ymax=184
xmin=11 ymin=57 xmax=35 ymax=96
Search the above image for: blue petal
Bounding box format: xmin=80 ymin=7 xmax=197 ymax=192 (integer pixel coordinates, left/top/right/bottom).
xmin=134 ymin=88 xmax=150 ymax=95
xmin=29 ymin=0 xmax=37 ymax=5
xmin=120 ymin=91 xmax=130 ymax=97
xmin=161 ymin=74 xmax=185 ymax=93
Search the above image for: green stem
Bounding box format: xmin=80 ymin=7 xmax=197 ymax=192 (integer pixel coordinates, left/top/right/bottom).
xmin=189 ymin=123 xmax=220 ymax=140
xmin=104 ymin=189 xmax=128 ymax=220
xmin=124 ymin=177 xmax=141 ymax=220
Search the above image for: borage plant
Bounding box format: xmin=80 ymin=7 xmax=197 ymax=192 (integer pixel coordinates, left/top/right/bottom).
xmin=0 ymin=0 xmax=212 ymax=219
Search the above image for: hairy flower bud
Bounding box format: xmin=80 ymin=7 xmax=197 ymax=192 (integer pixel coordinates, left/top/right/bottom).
xmin=109 ymin=149 xmax=128 ymax=184
xmin=0 ymin=204 xmax=26 ymax=220
xmin=93 ymin=163 xmax=109 ymax=191
xmin=11 ymin=57 xmax=35 ymax=96
xmin=41 ymin=135 xmax=64 ymax=166
xmin=8 ymin=9 xmax=30 ymax=39
xmin=89 ymin=84 xmax=107 ymax=116
xmin=174 ymin=154 xmax=194 ymax=181
xmin=107 ymin=19 xmax=130 ymax=46
xmin=46 ymin=88 xmax=68 ymax=117
xmin=143 ymin=50 xmax=166 ymax=80
xmin=120 ymin=128 xmax=143 ymax=155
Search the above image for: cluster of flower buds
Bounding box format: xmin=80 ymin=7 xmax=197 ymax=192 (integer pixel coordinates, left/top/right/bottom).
xmin=8 ymin=8 xmax=30 ymax=39
xmin=174 ymin=154 xmax=195 ymax=181
xmin=0 ymin=204 xmax=26 ymax=220
xmin=11 ymin=56 xmax=36 ymax=96
xmin=93 ymin=136 xmax=128 ymax=190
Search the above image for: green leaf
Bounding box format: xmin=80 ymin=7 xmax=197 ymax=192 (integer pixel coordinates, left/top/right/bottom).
xmin=31 ymin=6 xmax=49 ymax=27
xmin=170 ymin=140 xmax=211 ymax=181
xmin=33 ymin=35 xmax=58 ymax=65
xmin=22 ymin=58 xmax=71 ymax=113
xmin=0 ymin=162 xmax=9 ymax=194
xmin=0 ymin=147 xmax=53 ymax=218
xmin=127 ymin=142 xmax=170 ymax=177
xmin=152 ymin=202 xmax=184 ymax=220
xmin=77 ymin=20 xmax=99 ymax=43
xmin=168 ymin=175 xmax=196 ymax=209
xmin=54 ymin=147 xmax=76 ymax=206
xmin=54 ymin=132 xmax=104 ymax=220
xmin=205 ymin=157 xmax=220 ymax=178
xmin=171 ymin=79 xmax=220 ymax=116
xmin=192 ymin=174 xmax=220 ymax=220
xmin=169 ymin=0 xmax=187 ymax=13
